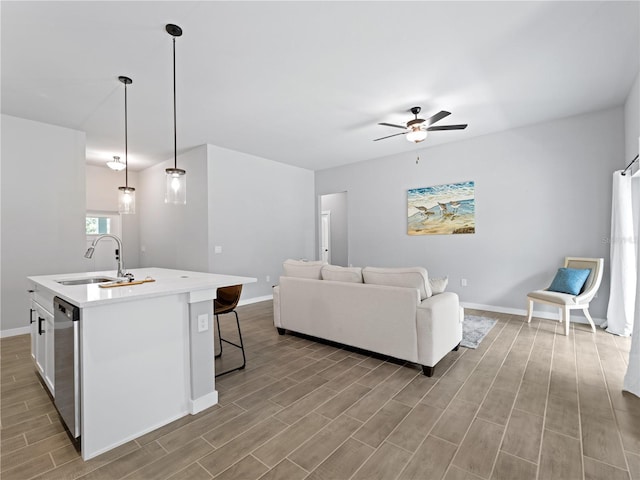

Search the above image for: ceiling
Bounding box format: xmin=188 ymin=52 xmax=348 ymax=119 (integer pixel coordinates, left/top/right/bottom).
xmin=2 ymin=1 xmax=639 ymax=172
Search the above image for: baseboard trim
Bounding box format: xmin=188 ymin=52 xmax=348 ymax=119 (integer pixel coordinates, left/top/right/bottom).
xmin=239 ymin=294 xmax=273 ymax=306
xmin=0 ymin=326 xmax=31 ymax=338
xmin=189 ymin=391 xmax=219 ymax=415
xmin=460 ymin=302 xmax=605 ymax=326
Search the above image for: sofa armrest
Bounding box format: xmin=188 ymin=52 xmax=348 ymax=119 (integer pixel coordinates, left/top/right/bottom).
xmin=416 ymin=292 xmax=463 ymax=367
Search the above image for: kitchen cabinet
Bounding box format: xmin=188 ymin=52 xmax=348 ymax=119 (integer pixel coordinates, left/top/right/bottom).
xmin=30 ymin=298 xmax=54 ymax=396
xmin=30 ymin=304 xmax=36 ymax=362
xmin=44 ymin=309 xmax=55 ymax=394
xmin=31 ymin=302 xmax=44 ymax=375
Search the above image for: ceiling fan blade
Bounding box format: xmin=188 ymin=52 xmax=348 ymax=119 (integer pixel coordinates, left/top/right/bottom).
xmin=426 ymin=110 xmax=451 ymax=126
xmin=427 ymin=124 xmax=468 ymax=131
xmin=373 ymin=132 xmax=407 ymax=141
xmin=378 ymin=122 xmax=407 ymax=129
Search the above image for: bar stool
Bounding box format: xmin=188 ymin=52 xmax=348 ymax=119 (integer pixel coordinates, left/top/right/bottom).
xmin=214 ymin=285 xmax=246 ymax=377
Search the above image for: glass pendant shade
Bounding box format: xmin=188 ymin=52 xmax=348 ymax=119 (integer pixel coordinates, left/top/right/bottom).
xmin=118 ymin=186 xmax=136 ymax=214
xmin=165 ymin=168 xmax=186 ymax=204
xmin=107 ymin=156 xmax=126 ymax=171
xmin=406 ymin=128 xmax=428 ymax=143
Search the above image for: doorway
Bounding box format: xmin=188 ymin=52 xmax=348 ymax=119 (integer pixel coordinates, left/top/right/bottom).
xmin=321 ymin=211 xmax=331 ymax=264
xmin=319 ymin=192 xmax=348 ymax=266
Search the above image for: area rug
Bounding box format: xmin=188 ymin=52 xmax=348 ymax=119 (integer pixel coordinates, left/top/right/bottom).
xmin=460 ymin=315 xmax=498 ymax=349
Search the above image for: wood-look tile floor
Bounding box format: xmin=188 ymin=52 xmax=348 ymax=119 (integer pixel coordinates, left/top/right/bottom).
xmin=2 ymin=302 xmax=639 ymax=480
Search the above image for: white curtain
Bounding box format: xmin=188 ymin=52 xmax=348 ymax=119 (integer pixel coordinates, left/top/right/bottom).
xmin=624 ymin=170 xmax=640 ymax=397
xmin=605 ymin=172 xmax=637 ymax=336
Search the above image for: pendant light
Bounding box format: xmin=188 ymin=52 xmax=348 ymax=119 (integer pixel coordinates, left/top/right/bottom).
xmin=165 ymin=23 xmax=186 ymax=205
xmin=117 ymin=75 xmax=136 ymax=214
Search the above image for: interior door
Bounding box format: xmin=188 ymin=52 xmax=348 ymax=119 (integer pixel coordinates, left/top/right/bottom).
xmin=319 ymin=192 xmax=348 ymax=266
xmin=321 ymin=211 xmax=331 ymax=264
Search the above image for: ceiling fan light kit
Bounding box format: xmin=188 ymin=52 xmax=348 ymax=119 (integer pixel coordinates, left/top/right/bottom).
xmin=406 ymin=127 xmax=427 ymax=143
xmin=374 ymin=106 xmax=467 ymax=143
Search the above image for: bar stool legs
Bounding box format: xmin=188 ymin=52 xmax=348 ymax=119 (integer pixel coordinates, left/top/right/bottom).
xmin=214 ymin=310 xmax=246 ymax=377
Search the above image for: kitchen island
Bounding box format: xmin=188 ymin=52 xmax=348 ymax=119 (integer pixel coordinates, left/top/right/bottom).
xmin=28 ymin=267 xmax=256 ymax=460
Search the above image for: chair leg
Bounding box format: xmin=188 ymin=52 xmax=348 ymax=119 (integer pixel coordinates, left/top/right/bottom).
xmin=214 ymin=314 xmax=222 ymax=359
xmin=563 ymin=306 xmax=570 ymax=336
xmin=215 ymin=310 xmax=246 ymax=377
xmin=233 ymin=310 xmax=246 ymax=370
xmin=526 ymin=298 xmax=534 ymax=323
xmin=582 ymin=307 xmax=596 ymax=333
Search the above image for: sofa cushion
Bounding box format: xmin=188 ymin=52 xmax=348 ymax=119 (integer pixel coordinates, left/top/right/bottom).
xmin=283 ymin=259 xmax=325 ymax=279
xmin=362 ymin=267 xmax=432 ymax=299
xmin=321 ymin=265 xmax=363 ymax=283
xmin=429 ymin=277 xmax=448 ymax=294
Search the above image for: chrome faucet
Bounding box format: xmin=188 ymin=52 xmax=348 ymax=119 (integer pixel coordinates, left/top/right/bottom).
xmin=84 ymin=234 xmax=130 ymax=279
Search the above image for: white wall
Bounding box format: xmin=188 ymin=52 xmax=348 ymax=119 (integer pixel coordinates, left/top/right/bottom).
xmin=86 ymin=165 xmax=140 ymax=268
xmin=208 ymin=144 xmax=315 ymax=300
xmin=625 ymin=71 xmax=639 ymax=167
xmin=1 ymin=115 xmax=87 ymax=334
xmin=316 ymin=107 xmax=625 ymax=320
xmin=129 ymin=143 xmax=316 ymax=302
xmin=138 ymin=145 xmax=210 ymax=271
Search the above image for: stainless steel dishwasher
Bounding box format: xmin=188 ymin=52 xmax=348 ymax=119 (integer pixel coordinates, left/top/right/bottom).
xmin=54 ymin=296 xmax=81 ymax=438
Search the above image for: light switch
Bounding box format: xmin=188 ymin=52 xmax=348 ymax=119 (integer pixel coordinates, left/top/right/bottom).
xmin=214 ymin=246 xmax=222 ymax=254
xmin=197 ymin=314 xmax=208 ymax=332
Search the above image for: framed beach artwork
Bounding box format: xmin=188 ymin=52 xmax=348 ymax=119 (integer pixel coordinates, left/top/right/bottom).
xmin=407 ymin=181 xmax=475 ymax=235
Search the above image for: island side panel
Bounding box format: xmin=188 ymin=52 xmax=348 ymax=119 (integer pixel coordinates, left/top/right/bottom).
xmin=80 ymin=294 xmax=190 ymax=460
xmin=188 ymin=298 xmax=217 ymax=413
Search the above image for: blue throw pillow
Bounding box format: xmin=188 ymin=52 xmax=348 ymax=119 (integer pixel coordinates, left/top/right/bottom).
xmin=548 ymin=268 xmax=591 ymax=295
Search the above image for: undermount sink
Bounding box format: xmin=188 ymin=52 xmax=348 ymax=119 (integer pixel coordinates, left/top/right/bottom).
xmin=56 ymin=277 xmax=116 ymax=286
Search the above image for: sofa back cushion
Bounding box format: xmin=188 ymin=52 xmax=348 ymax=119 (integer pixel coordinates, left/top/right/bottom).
xmin=321 ymin=265 xmax=363 ymax=283
xmin=282 ymin=259 xmax=325 ymax=279
xmin=362 ymin=266 xmax=432 ymax=299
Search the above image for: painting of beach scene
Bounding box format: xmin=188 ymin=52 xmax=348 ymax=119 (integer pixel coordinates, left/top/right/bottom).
xmin=408 ymin=181 xmax=475 ymax=235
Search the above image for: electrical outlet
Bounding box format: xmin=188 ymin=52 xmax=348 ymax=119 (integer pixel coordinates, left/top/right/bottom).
xmin=461 ymin=278 xmax=468 ymax=287
xmin=197 ymin=314 xmax=208 ymax=332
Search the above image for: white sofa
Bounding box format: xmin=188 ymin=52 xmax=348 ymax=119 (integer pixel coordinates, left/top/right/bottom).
xmin=272 ymin=261 xmax=463 ymax=376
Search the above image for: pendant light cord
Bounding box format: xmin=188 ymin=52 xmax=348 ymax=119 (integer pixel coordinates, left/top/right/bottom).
xmin=124 ymin=81 xmax=129 ymax=187
xmin=173 ymin=36 xmax=177 ymax=170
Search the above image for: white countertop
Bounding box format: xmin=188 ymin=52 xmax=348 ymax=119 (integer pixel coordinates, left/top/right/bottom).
xmin=28 ymin=267 xmax=257 ymax=308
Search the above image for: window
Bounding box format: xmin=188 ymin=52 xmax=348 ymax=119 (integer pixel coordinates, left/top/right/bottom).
xmin=86 ymin=215 xmax=112 ymax=235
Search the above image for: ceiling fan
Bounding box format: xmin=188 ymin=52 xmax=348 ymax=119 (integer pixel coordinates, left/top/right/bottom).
xmin=374 ymin=106 xmax=468 ymax=143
